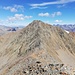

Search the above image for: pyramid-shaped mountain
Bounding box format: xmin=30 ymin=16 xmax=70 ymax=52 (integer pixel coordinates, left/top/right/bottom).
xmin=0 ymin=20 xmax=75 ymax=75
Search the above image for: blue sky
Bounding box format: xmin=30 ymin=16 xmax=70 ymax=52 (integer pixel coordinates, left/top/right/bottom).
xmin=0 ymin=0 xmax=75 ymax=26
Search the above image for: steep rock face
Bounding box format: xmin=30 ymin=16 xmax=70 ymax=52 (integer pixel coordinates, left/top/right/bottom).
xmin=0 ymin=20 xmax=75 ymax=75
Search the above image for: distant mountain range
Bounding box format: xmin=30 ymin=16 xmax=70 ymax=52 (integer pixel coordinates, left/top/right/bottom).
xmin=1 ymin=24 xmax=75 ymax=36
xmin=0 ymin=25 xmax=24 ymax=35
xmin=55 ymin=24 xmax=75 ymax=32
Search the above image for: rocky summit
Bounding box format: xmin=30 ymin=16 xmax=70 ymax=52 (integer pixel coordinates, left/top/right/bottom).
xmin=0 ymin=20 xmax=75 ymax=75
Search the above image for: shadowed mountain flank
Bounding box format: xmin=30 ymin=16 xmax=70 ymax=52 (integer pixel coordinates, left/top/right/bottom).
xmin=0 ymin=20 xmax=75 ymax=75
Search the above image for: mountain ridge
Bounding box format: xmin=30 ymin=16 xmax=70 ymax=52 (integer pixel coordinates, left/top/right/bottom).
xmin=0 ymin=20 xmax=75 ymax=75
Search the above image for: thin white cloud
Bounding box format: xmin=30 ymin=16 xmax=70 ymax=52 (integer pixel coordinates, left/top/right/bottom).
xmin=51 ymin=11 xmax=62 ymax=17
xmin=3 ymin=6 xmax=17 ymax=12
xmin=7 ymin=14 xmax=32 ymax=23
xmin=30 ymin=6 xmax=48 ymax=9
xmin=3 ymin=5 xmax=24 ymax=12
xmin=57 ymin=11 xmax=62 ymax=15
xmin=30 ymin=0 xmax=75 ymax=9
xmin=57 ymin=4 xmax=66 ymax=8
xmin=55 ymin=20 xmax=62 ymax=23
xmin=38 ymin=11 xmax=62 ymax=17
xmin=38 ymin=12 xmax=50 ymax=17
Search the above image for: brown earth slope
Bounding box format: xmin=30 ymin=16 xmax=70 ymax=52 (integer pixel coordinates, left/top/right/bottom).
xmin=0 ymin=20 xmax=75 ymax=75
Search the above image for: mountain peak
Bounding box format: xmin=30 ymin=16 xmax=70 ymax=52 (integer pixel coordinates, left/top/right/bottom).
xmin=32 ymin=20 xmax=47 ymax=24
xmin=33 ymin=20 xmax=42 ymax=22
xmin=30 ymin=20 xmax=45 ymax=27
xmin=29 ymin=20 xmax=50 ymax=27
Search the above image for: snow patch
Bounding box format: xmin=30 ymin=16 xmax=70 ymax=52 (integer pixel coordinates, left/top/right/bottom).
xmin=65 ymin=30 xmax=69 ymax=34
